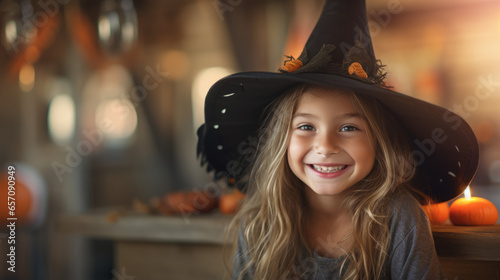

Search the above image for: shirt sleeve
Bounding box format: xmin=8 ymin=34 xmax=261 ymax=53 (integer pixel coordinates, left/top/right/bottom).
xmin=388 ymin=192 xmax=445 ymax=280
xmin=232 ymin=225 xmax=254 ymax=280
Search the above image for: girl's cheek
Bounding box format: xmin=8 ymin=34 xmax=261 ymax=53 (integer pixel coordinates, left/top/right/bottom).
xmin=288 ymin=138 xmax=303 ymax=155
xmin=287 ymin=139 xmax=301 ymax=159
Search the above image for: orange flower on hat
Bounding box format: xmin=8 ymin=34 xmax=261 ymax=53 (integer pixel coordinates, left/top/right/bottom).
xmin=348 ymin=62 xmax=368 ymax=79
xmin=279 ymin=56 xmax=303 ymax=73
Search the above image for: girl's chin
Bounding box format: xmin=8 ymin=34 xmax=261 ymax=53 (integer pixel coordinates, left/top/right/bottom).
xmin=306 ymin=185 xmax=348 ymax=197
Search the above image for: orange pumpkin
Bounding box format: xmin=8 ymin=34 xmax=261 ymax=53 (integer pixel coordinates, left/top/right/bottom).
xmin=0 ymin=175 xmax=33 ymax=226
xmin=449 ymin=197 xmax=498 ymax=226
xmin=422 ymin=202 xmax=450 ymax=225
xmin=219 ymin=189 xmax=245 ymax=215
xmin=158 ymin=190 xmax=217 ymax=215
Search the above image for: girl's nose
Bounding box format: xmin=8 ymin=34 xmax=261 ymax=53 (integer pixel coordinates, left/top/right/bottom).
xmin=314 ymin=133 xmax=340 ymax=157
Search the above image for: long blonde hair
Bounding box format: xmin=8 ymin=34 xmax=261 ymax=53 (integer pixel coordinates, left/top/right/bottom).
xmin=225 ymin=84 xmax=416 ymax=280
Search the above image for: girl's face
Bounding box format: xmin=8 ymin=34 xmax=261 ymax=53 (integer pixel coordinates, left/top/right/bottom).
xmin=287 ymin=87 xmax=376 ymax=196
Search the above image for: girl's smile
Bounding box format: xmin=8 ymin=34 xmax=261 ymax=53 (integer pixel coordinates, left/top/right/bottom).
xmin=307 ymin=164 xmax=349 ymax=178
xmin=287 ymin=87 xmax=376 ymax=196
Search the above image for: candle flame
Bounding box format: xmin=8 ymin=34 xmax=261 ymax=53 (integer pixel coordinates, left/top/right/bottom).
xmin=464 ymin=186 xmax=471 ymax=201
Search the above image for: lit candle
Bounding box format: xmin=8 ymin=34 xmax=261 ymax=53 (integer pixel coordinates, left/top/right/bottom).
xmin=449 ymin=186 xmax=499 ymax=226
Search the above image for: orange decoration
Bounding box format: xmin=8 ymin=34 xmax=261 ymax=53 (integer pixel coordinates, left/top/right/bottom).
xmin=449 ymin=187 xmax=498 ymax=226
xmin=422 ymin=202 xmax=449 ymax=225
xmin=348 ymin=62 xmax=368 ymax=79
xmin=219 ymin=189 xmax=245 ymax=215
xmin=0 ymin=175 xmax=33 ymax=226
xmin=450 ymin=197 xmax=498 ymax=226
xmin=279 ymin=59 xmax=303 ymax=73
xmin=158 ymin=190 xmax=217 ymax=215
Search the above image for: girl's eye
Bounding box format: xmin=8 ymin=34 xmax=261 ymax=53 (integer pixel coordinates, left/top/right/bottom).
xmin=298 ymin=124 xmax=315 ymax=131
xmin=340 ymin=125 xmax=359 ymax=132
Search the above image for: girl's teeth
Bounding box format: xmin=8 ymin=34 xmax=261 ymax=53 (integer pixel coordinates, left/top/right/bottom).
xmin=312 ymin=165 xmax=346 ymax=173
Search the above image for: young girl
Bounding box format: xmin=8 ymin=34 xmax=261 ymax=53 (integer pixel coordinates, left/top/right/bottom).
xmin=229 ymin=84 xmax=442 ymax=279
xmin=196 ymin=0 xmax=479 ymax=279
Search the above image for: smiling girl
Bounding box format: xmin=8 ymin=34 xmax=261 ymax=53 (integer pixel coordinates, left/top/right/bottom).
xmin=227 ymin=84 xmax=441 ymax=279
xmin=196 ymin=0 xmax=479 ymax=279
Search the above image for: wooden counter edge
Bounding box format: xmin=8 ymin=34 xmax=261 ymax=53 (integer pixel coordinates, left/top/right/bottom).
xmin=55 ymin=209 xmax=233 ymax=244
xmin=432 ymin=225 xmax=500 ymax=261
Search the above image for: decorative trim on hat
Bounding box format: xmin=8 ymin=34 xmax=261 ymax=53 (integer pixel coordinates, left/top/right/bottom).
xmin=277 ymin=39 xmax=390 ymax=89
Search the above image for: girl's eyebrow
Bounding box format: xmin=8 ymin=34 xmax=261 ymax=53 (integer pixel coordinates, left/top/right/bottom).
xmin=292 ymin=112 xmax=318 ymax=119
xmin=292 ymin=112 xmax=361 ymax=120
xmin=340 ymin=113 xmax=363 ymax=119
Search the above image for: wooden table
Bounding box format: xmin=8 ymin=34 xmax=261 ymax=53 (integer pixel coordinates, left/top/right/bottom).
xmin=432 ymin=225 xmax=500 ymax=280
xmin=56 ymin=210 xmax=500 ymax=280
xmin=56 ymin=209 xmax=232 ymax=280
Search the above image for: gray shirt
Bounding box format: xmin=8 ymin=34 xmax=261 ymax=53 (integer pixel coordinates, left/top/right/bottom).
xmin=232 ymin=191 xmax=444 ymax=279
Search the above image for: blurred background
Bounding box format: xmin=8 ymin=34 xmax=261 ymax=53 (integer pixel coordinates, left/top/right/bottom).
xmin=0 ymin=0 xmax=499 ymax=279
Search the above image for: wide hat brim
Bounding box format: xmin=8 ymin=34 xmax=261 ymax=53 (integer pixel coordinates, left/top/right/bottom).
xmin=197 ymin=71 xmax=479 ymax=203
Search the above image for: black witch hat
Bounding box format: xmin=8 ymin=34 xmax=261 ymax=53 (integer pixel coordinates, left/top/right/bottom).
xmin=196 ymin=0 xmax=479 ymax=203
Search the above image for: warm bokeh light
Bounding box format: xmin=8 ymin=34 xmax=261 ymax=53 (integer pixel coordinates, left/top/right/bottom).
xmin=48 ymin=94 xmax=76 ymax=146
xmin=19 ymin=63 xmax=35 ymax=92
xmin=98 ymin=15 xmax=112 ymax=42
xmin=191 ymin=67 xmax=233 ymax=131
xmin=95 ymin=97 xmax=138 ymax=146
xmin=4 ymin=20 xmax=17 ymax=45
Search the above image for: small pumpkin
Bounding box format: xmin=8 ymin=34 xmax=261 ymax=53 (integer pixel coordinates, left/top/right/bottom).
xmin=158 ymin=190 xmax=217 ymax=215
xmin=422 ymin=202 xmax=449 ymax=225
xmin=219 ymin=189 xmax=245 ymax=215
xmin=449 ymin=197 xmax=498 ymax=226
